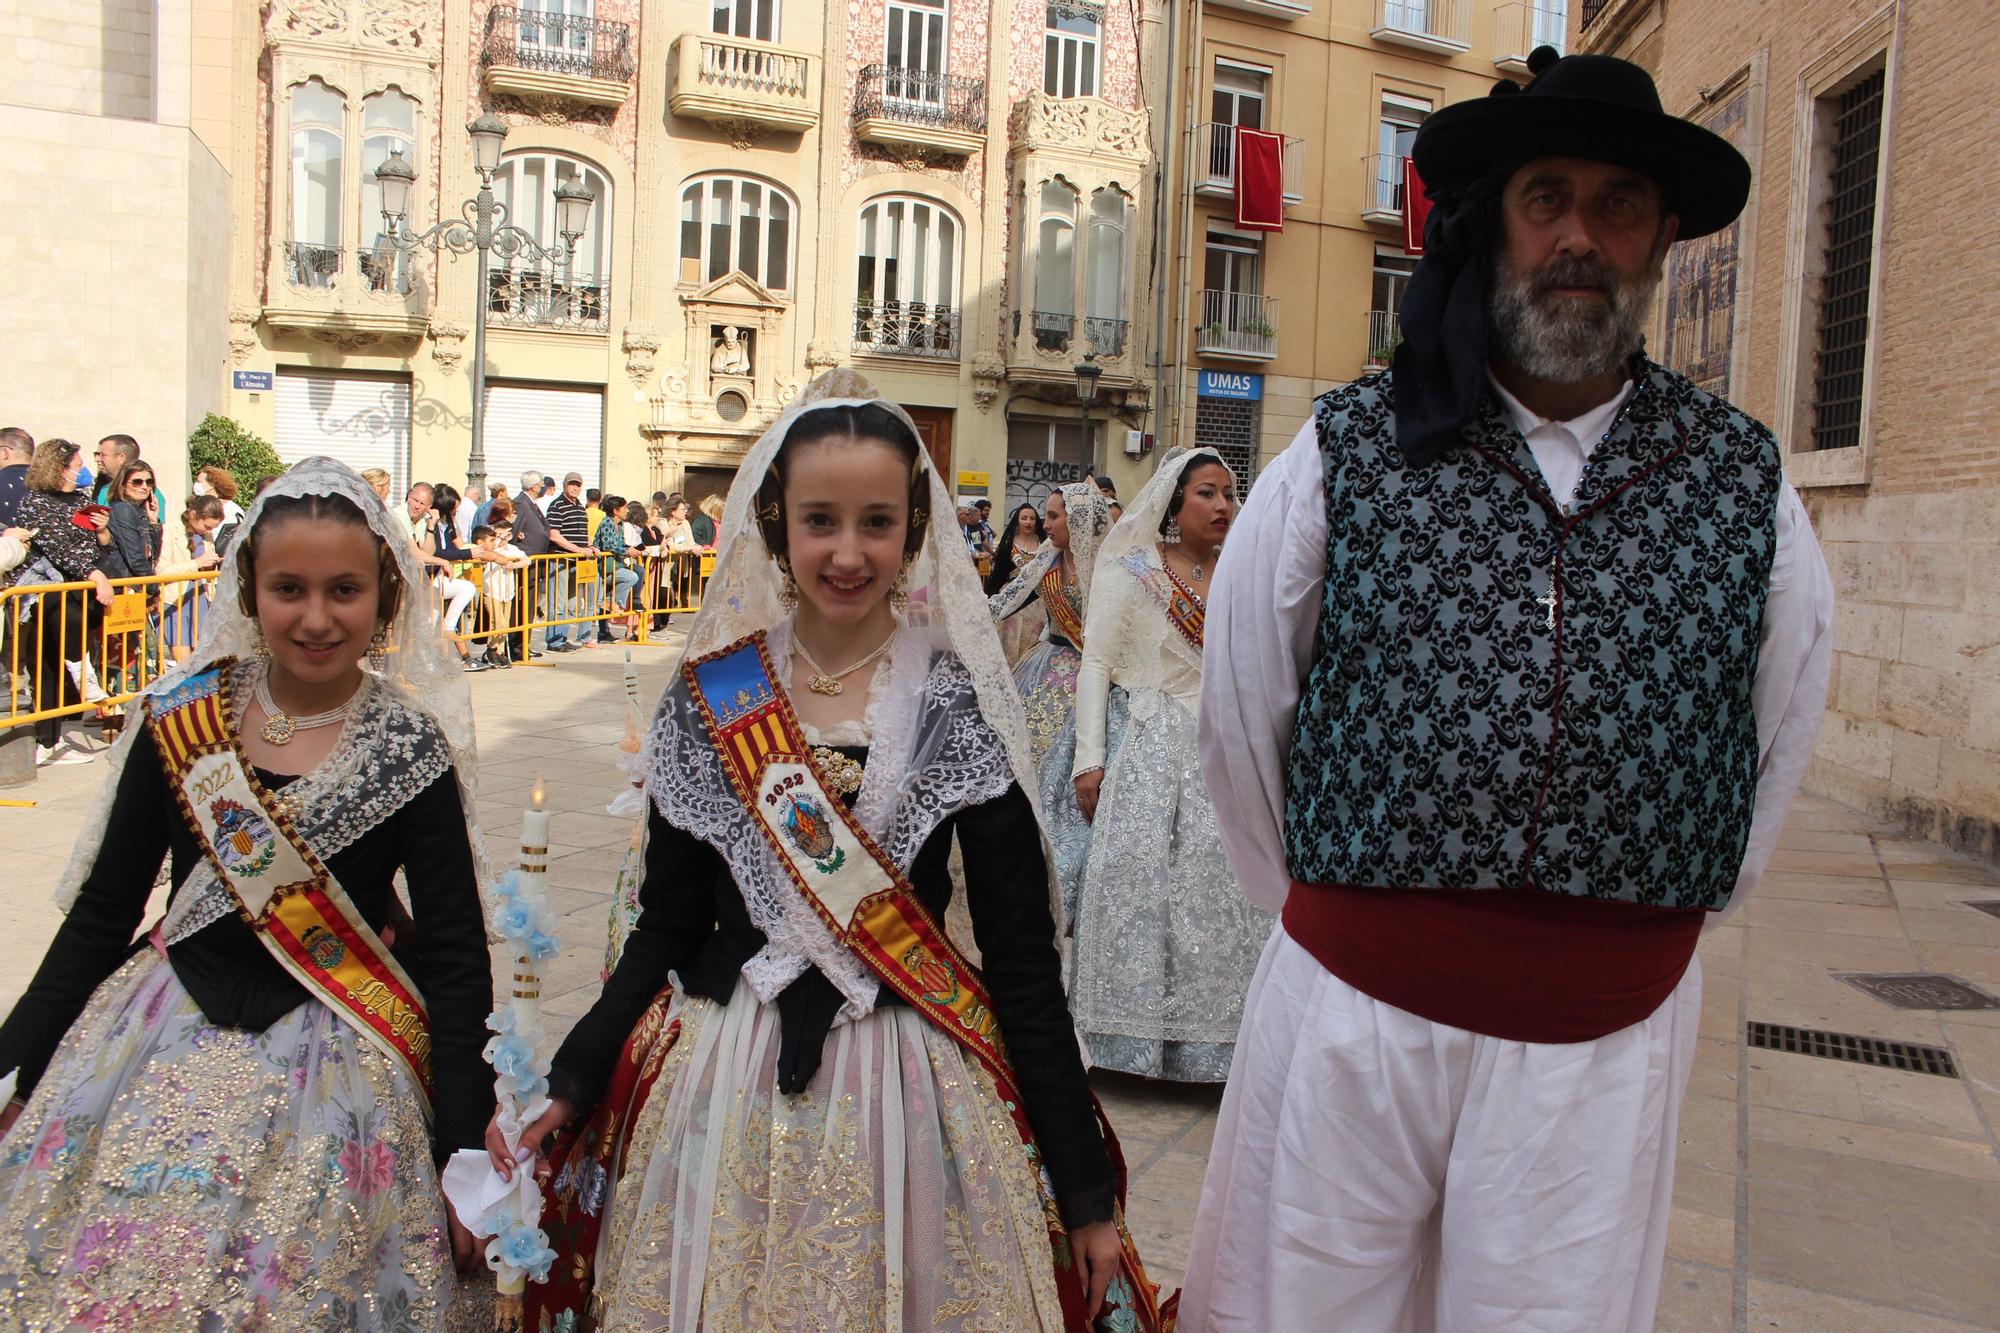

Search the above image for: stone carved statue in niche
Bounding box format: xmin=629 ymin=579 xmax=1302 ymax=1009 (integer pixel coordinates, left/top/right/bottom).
xmin=710 ymin=325 xmax=752 ymax=376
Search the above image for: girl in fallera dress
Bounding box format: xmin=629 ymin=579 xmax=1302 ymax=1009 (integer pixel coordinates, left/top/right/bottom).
xmin=502 ymin=369 xmax=1163 ymax=1332
xmin=986 ymin=500 xmax=1048 ymax=666
xmin=1069 ymin=449 xmax=1275 ymax=1082
xmin=988 ymin=481 xmax=1115 ymax=920
xmin=0 ymin=457 xmax=496 ymax=1329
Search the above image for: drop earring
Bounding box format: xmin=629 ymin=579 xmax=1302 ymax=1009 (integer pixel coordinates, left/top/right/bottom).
xmin=367 ymin=626 xmax=389 ymax=665
xmin=777 ymin=557 xmax=799 ymax=612
xmin=251 ymin=625 xmax=271 ymax=659
xmin=890 ymin=560 xmax=912 ymax=615
xmin=1164 ymin=516 xmax=1183 ymax=544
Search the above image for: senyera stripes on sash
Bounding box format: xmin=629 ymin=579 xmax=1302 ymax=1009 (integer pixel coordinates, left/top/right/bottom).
xmin=145 ymin=661 xmax=433 ymax=1118
xmin=1157 ymin=562 xmax=1205 ymax=651
xmin=1041 ymin=562 xmax=1087 ymax=648
xmin=686 ymin=632 xmax=1169 ymax=1331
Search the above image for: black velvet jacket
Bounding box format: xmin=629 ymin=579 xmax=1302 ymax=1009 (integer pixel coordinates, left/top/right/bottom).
xmin=548 ymin=750 xmax=1117 ymax=1227
xmin=0 ymin=725 xmax=496 ymax=1160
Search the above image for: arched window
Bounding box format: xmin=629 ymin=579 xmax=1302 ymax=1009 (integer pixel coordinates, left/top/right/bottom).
xmin=489 ymin=151 xmax=614 ymax=329
xmin=359 ymin=89 xmax=417 ymax=293
xmin=1033 ymin=181 xmax=1077 ymax=350
xmin=854 ymin=195 xmax=962 ymax=359
xmin=678 ymin=175 xmax=795 ymax=292
xmin=288 ymin=79 xmax=345 ymax=287
xmin=1085 ymin=187 xmax=1128 ymax=354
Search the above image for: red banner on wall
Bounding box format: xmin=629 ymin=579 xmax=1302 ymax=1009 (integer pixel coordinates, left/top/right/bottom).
xmin=1403 ymin=157 xmax=1431 ymax=255
xmin=1234 ymin=127 xmax=1285 ymax=233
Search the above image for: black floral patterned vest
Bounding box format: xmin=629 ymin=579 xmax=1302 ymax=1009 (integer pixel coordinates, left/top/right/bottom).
xmin=1283 ymin=363 xmax=1781 ymax=912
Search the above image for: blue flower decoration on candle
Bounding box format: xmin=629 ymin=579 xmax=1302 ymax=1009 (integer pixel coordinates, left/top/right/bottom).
xmin=526 ymin=930 xmax=560 ymax=961
xmin=494 ymin=1222 xmax=557 ymax=1283
xmin=485 ymin=1034 xmax=536 ymax=1079
xmin=494 ymin=899 xmax=536 ymax=941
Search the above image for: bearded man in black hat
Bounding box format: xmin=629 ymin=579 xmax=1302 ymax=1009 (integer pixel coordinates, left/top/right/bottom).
xmin=1179 ymin=51 xmax=1834 ymax=1331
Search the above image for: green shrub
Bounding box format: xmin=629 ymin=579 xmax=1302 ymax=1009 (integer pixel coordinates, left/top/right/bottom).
xmin=188 ymin=414 xmax=285 ymax=486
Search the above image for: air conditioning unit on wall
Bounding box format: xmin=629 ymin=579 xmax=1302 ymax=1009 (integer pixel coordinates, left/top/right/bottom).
xmin=1123 ymin=430 xmax=1153 ymax=457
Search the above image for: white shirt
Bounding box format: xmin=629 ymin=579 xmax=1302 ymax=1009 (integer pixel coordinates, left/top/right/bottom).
xmin=1198 ymin=382 xmax=1836 ymax=922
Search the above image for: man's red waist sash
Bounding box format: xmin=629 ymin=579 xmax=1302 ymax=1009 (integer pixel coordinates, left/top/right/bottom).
xmin=1281 ymin=880 xmax=1705 ymax=1043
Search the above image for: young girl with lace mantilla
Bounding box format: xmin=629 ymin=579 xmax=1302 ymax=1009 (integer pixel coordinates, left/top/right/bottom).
xmin=0 ymin=458 xmax=496 ymax=1327
xmin=498 ymin=371 xmax=1165 ymax=1331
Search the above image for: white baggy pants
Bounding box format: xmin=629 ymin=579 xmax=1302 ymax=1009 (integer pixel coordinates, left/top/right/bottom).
xmin=1176 ymin=929 xmax=1702 ymax=1333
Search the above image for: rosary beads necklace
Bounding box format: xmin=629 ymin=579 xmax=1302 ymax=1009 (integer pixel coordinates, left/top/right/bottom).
xmin=255 ymin=665 xmax=364 ymax=745
xmin=793 ymin=630 xmax=896 ymax=697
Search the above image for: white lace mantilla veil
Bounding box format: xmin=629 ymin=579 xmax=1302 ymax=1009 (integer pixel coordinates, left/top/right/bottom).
xmin=648 ymin=368 xmax=1062 ymax=1010
xmin=986 ymin=480 xmax=1114 ymax=626
xmin=1082 ymin=447 xmax=1227 ymax=700
xmin=53 ymin=456 xmax=493 ymax=920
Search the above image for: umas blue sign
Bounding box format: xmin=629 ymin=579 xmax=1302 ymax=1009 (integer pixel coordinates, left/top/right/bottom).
xmin=1196 ymin=371 xmax=1262 ymax=402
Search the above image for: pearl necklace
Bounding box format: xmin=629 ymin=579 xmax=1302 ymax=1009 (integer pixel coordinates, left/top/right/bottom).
xmin=792 ymin=630 xmax=896 ymax=697
xmin=255 ymin=667 xmax=365 ymax=745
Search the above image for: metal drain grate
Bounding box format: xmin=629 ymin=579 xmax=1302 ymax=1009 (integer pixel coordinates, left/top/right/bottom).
xmin=1836 ymin=972 xmax=2000 ymax=1011
xmin=1747 ymin=1022 xmax=1959 ymax=1078
xmin=1965 ymin=901 xmax=2000 ymax=920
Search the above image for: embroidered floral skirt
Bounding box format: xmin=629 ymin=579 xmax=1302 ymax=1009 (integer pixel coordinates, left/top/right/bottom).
xmin=0 ymin=953 xmax=456 ymax=1331
xmin=592 ymin=979 xmax=1068 ymax=1332
xmin=1013 ymin=641 xmax=1125 ymax=924
xmin=1070 ymin=689 xmax=1276 ymax=1083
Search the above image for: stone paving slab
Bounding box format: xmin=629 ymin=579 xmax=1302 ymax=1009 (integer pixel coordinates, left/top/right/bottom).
xmin=4 ymin=638 xmax=1999 ymax=1326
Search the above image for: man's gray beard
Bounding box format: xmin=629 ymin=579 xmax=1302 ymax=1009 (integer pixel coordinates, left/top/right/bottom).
xmin=1488 ymin=262 xmax=1659 ymax=382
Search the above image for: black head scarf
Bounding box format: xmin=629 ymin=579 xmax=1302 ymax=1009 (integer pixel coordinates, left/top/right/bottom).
xmin=1388 ymin=173 xmax=1505 ymax=468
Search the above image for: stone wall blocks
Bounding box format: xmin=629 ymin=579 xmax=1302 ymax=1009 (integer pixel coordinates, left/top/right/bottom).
xmin=1834 ymin=653 xmax=1881 ymax=718
xmin=1888 ymin=729 xmax=1943 ymax=796
xmin=1899 ymin=543 xmax=1969 ymax=610
xmin=1899 ymin=609 xmax=2000 ymax=681
xmin=1836 ymin=600 xmax=1903 ymax=660
xmin=1877 ymin=661 xmax=1972 ymax=737
xmin=1936 ymin=742 xmax=2000 ymax=824
xmin=1818 ymin=714 xmax=1895 ymax=781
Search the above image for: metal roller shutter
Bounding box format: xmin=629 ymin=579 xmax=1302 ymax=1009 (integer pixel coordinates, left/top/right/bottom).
xmin=273 ymin=370 xmax=412 ymax=498
xmin=479 ymin=381 xmax=605 ymax=495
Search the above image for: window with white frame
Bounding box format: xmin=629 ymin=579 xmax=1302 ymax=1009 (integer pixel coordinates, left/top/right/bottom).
xmin=678 ymin=175 xmax=795 ymax=291
xmin=288 ymin=79 xmax=345 ymax=286
xmin=1034 ymin=181 xmax=1077 ymax=347
xmin=1086 ymin=188 xmax=1128 ymax=354
xmin=1044 ymin=3 xmax=1100 ymax=99
xmin=359 ymin=89 xmax=417 ymax=293
xmin=1204 ymin=229 xmax=1261 ymax=297
xmin=855 ymin=195 xmax=962 ymax=357
xmin=1208 ymin=61 xmax=1268 ymax=184
xmin=1368 ymin=244 xmax=1415 ymax=365
xmin=712 ymin=0 xmax=777 ymax=42
xmin=886 ymin=0 xmax=948 ymax=104
xmin=518 ymin=0 xmax=594 ymax=56
xmin=489 ymin=151 xmax=614 ymax=329
xmin=1375 ymin=93 xmax=1429 ymax=213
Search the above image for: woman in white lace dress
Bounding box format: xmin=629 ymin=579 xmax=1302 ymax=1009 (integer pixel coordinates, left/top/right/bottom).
xmin=1069 ymin=449 xmax=1275 ymax=1082
xmin=988 ymin=482 xmax=1115 ymax=920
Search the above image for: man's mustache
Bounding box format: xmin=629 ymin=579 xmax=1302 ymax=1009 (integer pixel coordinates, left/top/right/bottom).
xmin=1532 ymin=257 xmax=1619 ymax=297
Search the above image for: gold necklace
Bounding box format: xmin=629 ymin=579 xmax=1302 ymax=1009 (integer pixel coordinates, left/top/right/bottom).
xmin=792 ymin=630 xmax=896 ymax=696
xmin=254 ymin=667 xmax=363 ymax=745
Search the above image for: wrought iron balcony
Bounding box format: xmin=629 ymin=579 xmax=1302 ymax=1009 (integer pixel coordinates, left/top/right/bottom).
xmin=482 ymin=5 xmax=634 ymax=109
xmin=1493 ymin=2 xmax=1568 ymax=72
xmin=1580 ymin=0 xmax=1611 ymax=28
xmin=486 ymin=263 xmax=610 ymax=333
xmin=1193 ymin=123 xmax=1305 ymax=204
xmin=1371 ymin=0 xmax=1470 ymax=54
xmin=1084 ymin=316 xmax=1129 ymax=358
xmin=853 ymin=65 xmax=988 ymax=157
xmin=669 ymin=32 xmax=818 ymax=134
xmin=1196 ymin=290 xmax=1278 ymax=362
xmin=283 ymin=242 xmax=342 ymax=290
xmin=357 ymin=246 xmax=415 ymax=296
xmin=1363 ymin=310 xmax=1401 ymax=370
xmin=1031 ymin=310 xmax=1075 ymax=353
xmin=1363 ymin=153 xmax=1423 ymax=224
xmin=853 ymin=300 xmax=962 ymax=360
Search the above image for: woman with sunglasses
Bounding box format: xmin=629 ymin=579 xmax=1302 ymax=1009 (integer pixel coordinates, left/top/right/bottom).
xmin=102 ymin=461 xmax=162 ymax=581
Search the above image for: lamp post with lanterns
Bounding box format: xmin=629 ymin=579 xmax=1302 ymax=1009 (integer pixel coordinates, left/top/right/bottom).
xmin=1073 ymin=355 xmax=1103 ymax=474
xmin=372 ymin=113 xmax=595 ymax=499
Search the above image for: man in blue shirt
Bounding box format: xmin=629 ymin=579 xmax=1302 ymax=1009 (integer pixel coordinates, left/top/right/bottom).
xmin=0 ymin=427 xmax=32 ymax=528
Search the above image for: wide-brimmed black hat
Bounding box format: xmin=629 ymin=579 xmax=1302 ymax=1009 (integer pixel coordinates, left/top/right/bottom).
xmin=1412 ymin=50 xmax=1749 ymax=239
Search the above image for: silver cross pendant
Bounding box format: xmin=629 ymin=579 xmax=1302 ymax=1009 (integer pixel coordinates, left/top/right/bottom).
xmin=1535 ymin=584 xmax=1558 ymax=630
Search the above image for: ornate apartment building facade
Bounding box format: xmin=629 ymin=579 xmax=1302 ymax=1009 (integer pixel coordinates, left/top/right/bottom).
xmin=1576 ymin=0 xmax=2000 ymax=859
xmin=1146 ymin=0 xmax=1565 ymax=492
xmin=221 ymin=0 xmax=1159 ymax=512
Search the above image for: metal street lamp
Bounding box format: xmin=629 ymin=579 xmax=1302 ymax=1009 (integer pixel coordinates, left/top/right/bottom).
xmin=373 ymin=116 xmax=595 ymax=499
xmin=1074 ymin=355 xmax=1103 ymax=472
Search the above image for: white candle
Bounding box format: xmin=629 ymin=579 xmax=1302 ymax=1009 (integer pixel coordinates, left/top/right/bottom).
xmin=515 ymin=777 xmax=550 ymax=1024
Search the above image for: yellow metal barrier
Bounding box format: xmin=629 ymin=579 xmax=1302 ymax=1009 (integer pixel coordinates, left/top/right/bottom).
xmin=2 ymin=569 xmax=221 ymax=731
xmin=1 ymin=549 xmax=713 ymax=730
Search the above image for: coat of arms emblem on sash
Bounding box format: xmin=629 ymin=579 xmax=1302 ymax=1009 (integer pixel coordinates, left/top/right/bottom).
xmin=210 ymin=796 xmax=277 ymax=877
